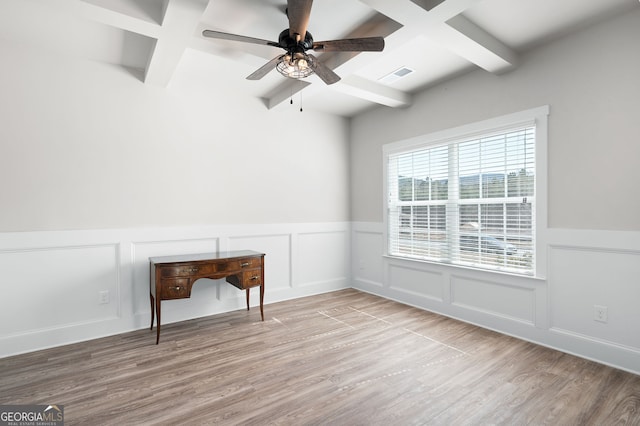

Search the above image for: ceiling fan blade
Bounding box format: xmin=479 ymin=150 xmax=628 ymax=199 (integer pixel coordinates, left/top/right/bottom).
xmin=308 ymin=54 xmax=340 ymax=85
xmin=202 ymin=30 xmax=280 ymax=48
xmin=312 ymin=37 xmax=385 ymax=52
xmin=246 ymin=55 xmax=283 ymax=80
xmin=287 ymin=0 xmax=313 ymax=40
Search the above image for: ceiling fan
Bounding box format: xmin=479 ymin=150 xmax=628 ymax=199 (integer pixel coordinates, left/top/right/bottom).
xmin=202 ymin=0 xmax=385 ymax=85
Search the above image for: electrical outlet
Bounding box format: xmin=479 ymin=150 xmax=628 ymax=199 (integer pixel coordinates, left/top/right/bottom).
xmin=594 ymin=305 xmax=608 ymax=323
xmin=98 ymin=290 xmax=109 ymax=305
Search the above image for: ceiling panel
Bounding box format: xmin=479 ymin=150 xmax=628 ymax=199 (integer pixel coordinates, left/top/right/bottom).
xmin=81 ymin=0 xmax=165 ymax=25
xmin=0 ymin=0 xmax=154 ymax=70
xmin=0 ymin=0 xmax=637 ymax=117
xmin=462 ymin=0 xmax=636 ymax=50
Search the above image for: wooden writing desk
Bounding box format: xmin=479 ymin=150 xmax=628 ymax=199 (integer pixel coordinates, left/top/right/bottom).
xmin=149 ymin=250 xmax=265 ymax=344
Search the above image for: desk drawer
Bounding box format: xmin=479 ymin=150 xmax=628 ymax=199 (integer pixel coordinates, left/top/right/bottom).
xmin=239 ymin=257 xmax=262 ymax=269
xmin=160 ymin=278 xmax=191 ymax=299
xmin=161 ymin=264 xmax=213 ymax=278
xmin=241 ymin=270 xmax=262 ymax=288
xmin=213 ymin=260 xmax=240 ymax=273
xmin=226 ymin=270 xmax=262 ymax=290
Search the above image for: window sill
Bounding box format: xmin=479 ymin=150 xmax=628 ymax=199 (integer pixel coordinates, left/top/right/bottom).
xmin=383 ymin=254 xmax=546 ymax=282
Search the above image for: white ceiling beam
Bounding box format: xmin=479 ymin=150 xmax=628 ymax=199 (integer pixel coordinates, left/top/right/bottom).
xmin=80 ymin=0 xmax=165 ymax=24
xmin=334 ymin=75 xmax=411 ymax=108
xmin=420 ymin=0 xmax=485 ymax=21
xmin=360 ymin=0 xmax=442 ymax=27
xmin=265 ymin=80 xmax=312 ymax=110
xmin=359 ymin=0 xmax=518 ymax=73
xmin=68 ymin=0 xmax=207 ymax=87
xmin=445 ymin=14 xmax=518 ymax=73
xmin=143 ymin=0 xmax=208 ymax=87
xmin=74 ymin=0 xmax=161 ymax=38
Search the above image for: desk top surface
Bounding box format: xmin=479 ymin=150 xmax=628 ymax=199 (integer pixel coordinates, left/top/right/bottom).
xmin=150 ymin=250 xmax=264 ymax=265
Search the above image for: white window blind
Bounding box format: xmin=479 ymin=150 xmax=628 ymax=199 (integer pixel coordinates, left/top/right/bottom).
xmin=387 ymin=125 xmax=536 ymax=275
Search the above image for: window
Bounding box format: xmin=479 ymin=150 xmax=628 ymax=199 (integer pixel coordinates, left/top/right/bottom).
xmin=384 ymin=107 xmax=548 ymax=276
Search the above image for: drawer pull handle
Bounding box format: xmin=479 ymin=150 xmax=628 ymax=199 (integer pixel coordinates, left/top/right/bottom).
xmin=250 ymin=276 xmax=259 ymax=281
xmin=173 ymin=286 xmax=182 ymax=291
xmin=241 ymin=262 xmax=250 ymax=267
xmin=188 ymin=268 xmax=199 ymax=273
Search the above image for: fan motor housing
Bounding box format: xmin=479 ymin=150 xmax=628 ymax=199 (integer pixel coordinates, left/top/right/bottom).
xmin=278 ymin=29 xmax=313 ymax=52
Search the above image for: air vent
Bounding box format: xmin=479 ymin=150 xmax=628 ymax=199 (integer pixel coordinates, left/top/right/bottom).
xmin=378 ymin=67 xmax=414 ymax=84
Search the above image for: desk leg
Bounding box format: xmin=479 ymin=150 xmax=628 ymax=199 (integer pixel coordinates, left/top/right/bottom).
xmin=155 ymin=297 xmax=162 ymax=345
xmin=260 ymin=283 xmax=264 ymax=321
xmin=149 ymin=294 xmax=155 ymax=330
xmin=245 ymin=288 xmax=250 ymax=311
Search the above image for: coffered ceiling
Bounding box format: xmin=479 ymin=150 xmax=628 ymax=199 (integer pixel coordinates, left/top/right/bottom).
xmin=1 ymin=0 xmax=637 ymax=117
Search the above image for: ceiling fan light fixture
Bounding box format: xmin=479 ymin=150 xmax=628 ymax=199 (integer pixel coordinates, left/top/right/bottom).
xmin=202 ymin=0 xmax=384 ymax=85
xmin=276 ymin=53 xmax=314 ymax=79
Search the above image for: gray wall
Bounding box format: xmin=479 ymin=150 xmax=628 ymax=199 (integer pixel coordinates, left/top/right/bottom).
xmin=0 ymin=42 xmax=350 ymax=232
xmin=350 ymin=8 xmax=640 ymax=231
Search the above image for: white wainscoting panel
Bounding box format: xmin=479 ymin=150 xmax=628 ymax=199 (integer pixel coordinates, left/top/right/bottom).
xmin=388 ymin=263 xmax=445 ymax=302
xmin=450 ymin=275 xmax=535 ymax=325
xmin=0 ymin=244 xmax=120 ymax=335
xmin=297 ymin=229 xmax=349 ymax=289
xmin=0 ymin=222 xmax=350 ymax=358
xmin=549 ymin=246 xmax=640 ymax=349
xmin=352 ymin=222 xmax=640 ymax=375
xmin=352 ymin=225 xmax=384 ymax=288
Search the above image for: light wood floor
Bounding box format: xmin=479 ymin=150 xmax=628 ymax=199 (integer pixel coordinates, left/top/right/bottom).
xmin=1 ymin=289 xmax=639 ymax=425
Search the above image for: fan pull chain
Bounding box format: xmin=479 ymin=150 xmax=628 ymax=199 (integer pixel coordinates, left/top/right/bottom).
xmin=289 ymin=90 xmax=302 ymax=112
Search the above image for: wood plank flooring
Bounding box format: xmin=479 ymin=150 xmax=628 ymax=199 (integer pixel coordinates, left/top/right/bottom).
xmin=1 ymin=289 xmax=639 ymax=425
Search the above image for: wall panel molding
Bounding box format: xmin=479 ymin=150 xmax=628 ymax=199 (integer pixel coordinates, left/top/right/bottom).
xmin=351 ymin=222 xmax=640 ymax=374
xmin=450 ymin=274 xmax=535 ymax=325
xmin=3 ymin=222 xmax=638 ymax=374
xmin=0 ymin=243 xmax=121 ymax=335
xmin=389 ymin=263 xmax=445 ymax=302
xmin=0 ymin=222 xmax=350 ymax=358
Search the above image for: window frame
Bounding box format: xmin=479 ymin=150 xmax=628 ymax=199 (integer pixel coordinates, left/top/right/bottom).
xmin=383 ymin=106 xmax=549 ymax=278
